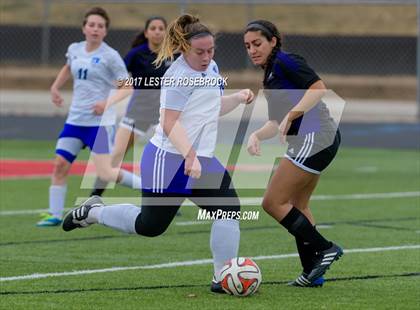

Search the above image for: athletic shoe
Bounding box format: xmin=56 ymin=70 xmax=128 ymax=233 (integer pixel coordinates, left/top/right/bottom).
xmin=307 ymin=243 xmax=343 ymax=281
xmin=62 ymin=196 xmax=104 ymax=232
xmin=36 ymin=213 xmax=62 ymax=227
xmin=288 ymin=272 xmax=324 ymax=287
xmin=210 ymin=275 xmax=226 ymax=294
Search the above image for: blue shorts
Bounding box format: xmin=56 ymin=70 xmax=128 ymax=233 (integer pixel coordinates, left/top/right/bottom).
xmin=56 ymin=123 xmax=115 ymax=163
xmin=141 ymin=142 xmax=229 ymax=195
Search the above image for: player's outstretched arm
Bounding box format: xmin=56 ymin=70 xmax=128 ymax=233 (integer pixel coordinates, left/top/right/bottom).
xmin=220 ymin=89 xmax=254 ymax=116
xmin=247 ymin=120 xmax=279 ymax=156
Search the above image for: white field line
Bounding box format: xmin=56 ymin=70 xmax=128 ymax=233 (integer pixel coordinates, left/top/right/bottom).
xmin=174 ymin=221 xmax=333 ymax=229
xmin=1 ymin=191 xmax=419 ymax=216
xmin=1 ymin=244 xmax=419 ymax=282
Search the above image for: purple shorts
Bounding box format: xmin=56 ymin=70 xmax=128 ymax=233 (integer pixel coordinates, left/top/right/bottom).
xmin=141 ymin=142 xmax=227 ymax=195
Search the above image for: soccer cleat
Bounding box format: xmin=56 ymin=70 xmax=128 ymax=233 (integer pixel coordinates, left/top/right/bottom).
xmin=36 ymin=213 xmax=62 ymax=227
xmin=288 ymin=273 xmax=324 ymax=287
xmin=62 ymin=196 xmax=104 ymax=232
xmin=307 ymin=243 xmax=343 ymax=282
xmin=210 ymin=275 xmax=226 ymax=294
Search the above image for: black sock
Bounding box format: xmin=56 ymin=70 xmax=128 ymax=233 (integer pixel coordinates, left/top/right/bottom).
xmin=281 ymin=207 xmax=331 ymax=252
xmin=295 ymin=236 xmax=314 ymax=274
xmin=90 ymin=178 xmax=108 ymax=197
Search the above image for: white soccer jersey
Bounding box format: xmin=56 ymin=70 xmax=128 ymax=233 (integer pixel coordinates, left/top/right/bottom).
xmin=65 ymin=41 xmax=129 ymax=126
xmin=150 ymin=55 xmax=223 ymax=157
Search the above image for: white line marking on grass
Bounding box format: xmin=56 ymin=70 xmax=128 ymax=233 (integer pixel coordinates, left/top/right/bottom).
xmin=1 ymin=244 xmax=419 ymax=282
xmin=355 ymin=166 xmax=378 ymax=173
xmin=1 ymin=191 xmax=419 ymax=216
xmin=0 ymin=209 xmax=48 ymax=216
xmin=316 ymin=225 xmax=333 ymax=229
xmin=174 ymin=222 xmax=333 ymax=227
xmin=175 ymin=221 xmax=211 ymax=226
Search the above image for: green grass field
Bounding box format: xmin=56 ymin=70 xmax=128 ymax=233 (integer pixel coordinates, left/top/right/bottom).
xmin=0 ymin=139 xmax=419 ymax=309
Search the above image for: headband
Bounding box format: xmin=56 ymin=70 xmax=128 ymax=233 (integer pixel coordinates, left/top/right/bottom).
xmin=185 ymin=30 xmax=213 ymax=40
xmin=246 ymin=23 xmax=273 ymax=36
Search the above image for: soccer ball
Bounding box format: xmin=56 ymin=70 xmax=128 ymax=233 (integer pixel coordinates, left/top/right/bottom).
xmin=220 ymin=257 xmax=262 ymax=296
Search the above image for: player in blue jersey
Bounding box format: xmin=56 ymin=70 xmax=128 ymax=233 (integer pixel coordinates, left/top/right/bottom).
xmin=62 ymin=14 xmax=254 ymax=293
xmin=244 ymin=20 xmax=343 ymax=287
xmin=37 ymin=7 xmax=141 ymax=227
xmin=90 ymin=16 xmax=173 ymax=198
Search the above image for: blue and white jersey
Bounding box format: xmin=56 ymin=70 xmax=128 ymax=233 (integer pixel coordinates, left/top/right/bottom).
xmin=150 ymin=55 xmax=223 ymax=158
xmin=65 ymin=41 xmax=129 ymax=126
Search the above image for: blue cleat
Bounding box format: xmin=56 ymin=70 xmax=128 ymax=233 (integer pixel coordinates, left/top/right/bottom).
xmin=288 ymin=273 xmax=325 ymax=287
xmin=36 ymin=213 xmax=62 ymax=227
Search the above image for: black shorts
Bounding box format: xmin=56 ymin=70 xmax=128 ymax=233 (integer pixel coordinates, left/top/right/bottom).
xmin=119 ymin=116 xmax=157 ymax=138
xmin=120 ymin=89 xmax=160 ymax=137
xmin=285 ymin=130 xmax=341 ymax=174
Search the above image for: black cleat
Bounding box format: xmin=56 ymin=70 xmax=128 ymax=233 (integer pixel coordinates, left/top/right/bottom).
xmin=62 ymin=196 xmax=104 ymax=232
xmin=307 ymin=243 xmax=343 ymax=282
xmin=210 ymin=276 xmax=226 ymax=294
xmin=288 ymin=273 xmax=324 ymax=287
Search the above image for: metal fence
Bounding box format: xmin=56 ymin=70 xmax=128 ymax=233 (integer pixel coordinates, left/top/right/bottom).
xmin=0 ymin=0 xmax=418 ymax=102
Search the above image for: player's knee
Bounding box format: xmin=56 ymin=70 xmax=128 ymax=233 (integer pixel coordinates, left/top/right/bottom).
xmin=135 ymin=224 xmax=168 ymax=237
xmin=53 ymin=156 xmax=70 ymax=179
xmin=262 ymin=196 xmax=287 ymax=214
xmin=262 ymin=197 xmax=274 ymax=214
xmin=134 ymin=216 xmax=170 ymax=237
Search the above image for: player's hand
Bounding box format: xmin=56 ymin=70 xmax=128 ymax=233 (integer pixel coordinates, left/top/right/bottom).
xmin=278 ymin=114 xmax=292 ymax=144
xmin=93 ymin=101 xmax=107 ymax=115
xmin=236 ymin=89 xmax=254 ymax=105
xmin=185 ymin=152 xmax=201 ymax=179
xmin=247 ymin=132 xmax=261 ymax=156
xmin=51 ymin=88 xmax=64 ymax=107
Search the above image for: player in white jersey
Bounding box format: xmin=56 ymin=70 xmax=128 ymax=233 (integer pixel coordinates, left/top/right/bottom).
xmin=37 ymin=7 xmax=141 ymax=227
xmin=62 ymin=15 xmax=254 ymax=293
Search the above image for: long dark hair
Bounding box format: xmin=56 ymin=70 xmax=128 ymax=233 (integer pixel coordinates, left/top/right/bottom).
xmin=244 ymin=20 xmax=282 ymax=81
xmin=131 ymin=16 xmax=167 ymax=48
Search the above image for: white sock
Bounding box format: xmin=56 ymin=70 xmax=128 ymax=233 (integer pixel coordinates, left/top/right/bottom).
xmin=210 ymin=219 xmax=240 ymax=282
xmin=97 ymin=204 xmax=141 ymax=234
xmin=49 ymin=185 xmax=67 ymax=218
xmin=118 ymin=170 xmax=142 ymax=189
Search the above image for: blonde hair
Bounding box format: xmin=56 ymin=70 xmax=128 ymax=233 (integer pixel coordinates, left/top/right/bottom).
xmin=154 ymin=14 xmax=213 ymax=67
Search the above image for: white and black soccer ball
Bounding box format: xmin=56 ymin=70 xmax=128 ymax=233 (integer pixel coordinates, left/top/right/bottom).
xmin=220 ymin=257 xmax=262 ymax=297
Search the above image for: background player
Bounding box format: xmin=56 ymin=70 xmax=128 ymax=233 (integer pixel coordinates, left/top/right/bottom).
xmin=37 ymin=7 xmax=141 ymax=227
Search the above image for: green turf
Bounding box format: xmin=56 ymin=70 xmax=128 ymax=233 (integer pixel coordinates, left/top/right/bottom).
xmin=0 ymin=139 xmax=419 ymax=309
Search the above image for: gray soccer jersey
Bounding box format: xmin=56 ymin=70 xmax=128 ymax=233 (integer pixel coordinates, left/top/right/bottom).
xmin=65 ymin=41 xmax=129 ymax=126
xmin=150 ymin=55 xmax=223 ymax=157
